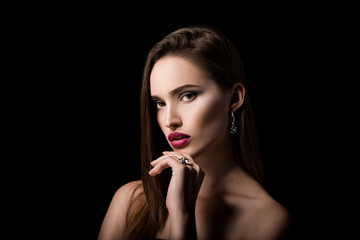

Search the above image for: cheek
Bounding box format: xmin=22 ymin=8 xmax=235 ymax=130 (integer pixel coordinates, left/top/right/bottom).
xmin=156 ymin=110 xmax=167 ymax=132
xmin=187 ymin=96 xmax=228 ymax=136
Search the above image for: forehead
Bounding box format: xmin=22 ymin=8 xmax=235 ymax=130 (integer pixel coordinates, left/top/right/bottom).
xmin=150 ymin=56 xmax=212 ymax=95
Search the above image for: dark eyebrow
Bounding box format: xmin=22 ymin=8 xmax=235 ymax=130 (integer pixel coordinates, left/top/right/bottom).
xmin=170 ymin=84 xmax=201 ymax=95
xmin=151 ymin=84 xmax=201 ymax=100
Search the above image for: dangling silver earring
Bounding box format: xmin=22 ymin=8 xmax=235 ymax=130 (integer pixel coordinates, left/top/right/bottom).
xmin=230 ymin=111 xmax=238 ymax=135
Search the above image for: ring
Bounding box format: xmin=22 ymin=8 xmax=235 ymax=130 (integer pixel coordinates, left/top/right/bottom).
xmin=179 ymin=157 xmax=189 ymax=165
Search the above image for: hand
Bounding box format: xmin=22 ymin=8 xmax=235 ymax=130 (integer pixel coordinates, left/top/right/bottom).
xmin=148 ymin=151 xmax=204 ymax=215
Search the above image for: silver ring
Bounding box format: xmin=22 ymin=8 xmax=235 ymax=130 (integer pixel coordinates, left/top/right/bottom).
xmin=179 ymin=157 xmax=189 ymax=165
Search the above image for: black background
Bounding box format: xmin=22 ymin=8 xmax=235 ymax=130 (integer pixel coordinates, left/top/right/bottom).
xmin=14 ymin=3 xmax=354 ymax=239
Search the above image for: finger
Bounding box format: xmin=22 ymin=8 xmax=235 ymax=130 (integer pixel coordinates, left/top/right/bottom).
xmin=162 ymin=152 xmax=194 ymax=165
xmin=162 ymin=151 xmax=173 ymax=155
xmin=175 ymin=153 xmax=195 ymax=167
xmin=158 ymin=152 xmax=185 ymax=165
xmin=150 ymin=153 xmax=177 ymax=167
xmin=148 ymin=156 xmax=186 ymax=176
xmin=180 ymin=153 xmax=204 ymax=185
xmin=150 ymin=156 xmax=165 ymax=166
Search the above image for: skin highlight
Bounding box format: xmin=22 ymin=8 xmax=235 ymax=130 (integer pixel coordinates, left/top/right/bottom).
xmin=98 ymin=26 xmax=290 ymax=240
xmin=150 ymin=56 xmax=233 ymax=159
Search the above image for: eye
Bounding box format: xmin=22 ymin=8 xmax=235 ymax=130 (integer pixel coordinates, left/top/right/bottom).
xmin=154 ymin=100 xmax=165 ymax=109
xmin=180 ymin=91 xmax=197 ymax=102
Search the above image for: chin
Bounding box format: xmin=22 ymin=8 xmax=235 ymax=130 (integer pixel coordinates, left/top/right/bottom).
xmin=172 ymin=146 xmax=196 ymax=157
xmin=182 ymin=145 xmax=207 ymax=159
xmin=172 ymin=137 xmax=219 ymax=159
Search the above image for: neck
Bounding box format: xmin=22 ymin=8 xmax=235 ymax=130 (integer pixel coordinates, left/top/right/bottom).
xmin=194 ymin=135 xmax=244 ymax=198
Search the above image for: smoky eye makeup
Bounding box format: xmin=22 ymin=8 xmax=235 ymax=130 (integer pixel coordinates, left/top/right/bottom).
xmin=179 ymin=91 xmax=200 ymax=102
xmin=151 ymin=98 xmax=165 ymax=109
xmin=150 ymin=85 xmax=203 ymax=108
xmin=155 ymin=100 xmax=165 ymax=108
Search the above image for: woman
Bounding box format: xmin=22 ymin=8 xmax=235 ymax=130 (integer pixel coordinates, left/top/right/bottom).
xmin=98 ymin=25 xmax=290 ymax=240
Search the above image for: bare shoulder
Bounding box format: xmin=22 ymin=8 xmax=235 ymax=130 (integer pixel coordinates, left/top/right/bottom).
xmin=112 ymin=180 xmax=143 ymax=204
xmin=107 ymin=180 xmax=144 ymax=219
xmin=98 ymin=180 xmax=143 ymax=240
xmin=251 ymin=200 xmax=291 ymax=240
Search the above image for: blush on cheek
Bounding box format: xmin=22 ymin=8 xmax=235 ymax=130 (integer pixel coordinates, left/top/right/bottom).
xmin=201 ymin=100 xmax=228 ymax=136
xmin=199 ymin=90 xmax=228 ymax=126
xmin=189 ymin=95 xmax=229 ymax=157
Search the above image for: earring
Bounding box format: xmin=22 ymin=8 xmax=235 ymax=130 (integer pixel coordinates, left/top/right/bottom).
xmin=230 ymin=111 xmax=238 ymax=135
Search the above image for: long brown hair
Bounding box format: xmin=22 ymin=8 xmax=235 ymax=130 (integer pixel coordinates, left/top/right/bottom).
xmin=124 ymin=25 xmax=264 ymax=240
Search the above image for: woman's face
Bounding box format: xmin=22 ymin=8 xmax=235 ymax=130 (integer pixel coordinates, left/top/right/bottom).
xmin=150 ymin=56 xmax=232 ymax=158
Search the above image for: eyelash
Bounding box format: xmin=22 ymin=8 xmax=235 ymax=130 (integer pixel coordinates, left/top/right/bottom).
xmin=180 ymin=91 xmax=197 ymax=102
xmin=154 ymin=91 xmax=199 ymax=109
xmin=154 ymin=101 xmax=165 ymax=109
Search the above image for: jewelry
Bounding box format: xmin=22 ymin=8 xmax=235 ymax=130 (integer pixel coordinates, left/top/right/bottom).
xmin=179 ymin=157 xmax=189 ymax=165
xmin=230 ymin=111 xmax=238 ymax=135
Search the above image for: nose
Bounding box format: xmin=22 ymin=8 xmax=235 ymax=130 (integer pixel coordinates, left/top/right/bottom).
xmin=164 ymin=105 xmax=182 ymax=130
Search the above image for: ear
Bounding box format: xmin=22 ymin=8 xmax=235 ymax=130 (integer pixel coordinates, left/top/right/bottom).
xmin=229 ymin=83 xmax=245 ymax=112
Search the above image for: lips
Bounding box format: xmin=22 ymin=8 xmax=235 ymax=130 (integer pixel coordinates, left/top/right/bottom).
xmin=168 ymin=132 xmax=191 ymax=148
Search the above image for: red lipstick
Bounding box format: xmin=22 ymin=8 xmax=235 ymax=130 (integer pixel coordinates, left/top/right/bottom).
xmin=168 ymin=132 xmax=191 ymax=148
